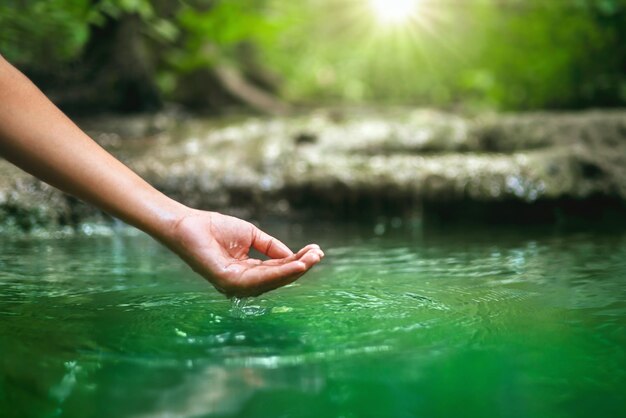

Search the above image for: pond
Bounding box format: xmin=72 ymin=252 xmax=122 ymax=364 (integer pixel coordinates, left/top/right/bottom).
xmin=1 ymin=221 xmax=625 ymax=418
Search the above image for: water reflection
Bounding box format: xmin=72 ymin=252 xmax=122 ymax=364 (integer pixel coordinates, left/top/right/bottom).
xmin=1 ymin=223 xmax=625 ymax=417
xmin=132 ymin=364 xmax=325 ymax=418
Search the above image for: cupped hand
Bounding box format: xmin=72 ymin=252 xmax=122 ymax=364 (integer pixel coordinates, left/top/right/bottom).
xmin=162 ymin=210 xmax=324 ymax=297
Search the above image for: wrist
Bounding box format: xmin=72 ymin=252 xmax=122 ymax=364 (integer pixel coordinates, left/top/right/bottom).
xmin=140 ymin=196 xmax=193 ymax=244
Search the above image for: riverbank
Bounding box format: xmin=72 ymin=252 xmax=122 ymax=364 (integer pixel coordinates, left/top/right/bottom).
xmin=2 ymin=108 xmax=625 ymax=231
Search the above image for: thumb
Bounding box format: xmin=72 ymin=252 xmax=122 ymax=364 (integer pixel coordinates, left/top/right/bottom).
xmin=251 ymin=227 xmax=294 ymax=259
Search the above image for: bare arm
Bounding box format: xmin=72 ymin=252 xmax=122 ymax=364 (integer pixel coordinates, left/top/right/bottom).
xmin=0 ymin=55 xmax=323 ymax=297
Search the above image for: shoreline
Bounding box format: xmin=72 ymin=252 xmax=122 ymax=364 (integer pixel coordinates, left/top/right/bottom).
xmin=2 ymin=108 xmax=625 ymax=232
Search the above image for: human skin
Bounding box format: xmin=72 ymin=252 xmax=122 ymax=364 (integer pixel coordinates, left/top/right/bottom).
xmin=0 ymin=55 xmax=323 ymax=297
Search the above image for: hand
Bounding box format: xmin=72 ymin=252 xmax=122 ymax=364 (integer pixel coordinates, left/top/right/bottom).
xmin=0 ymin=56 xmax=323 ymax=297
xmin=162 ymin=209 xmax=324 ymax=297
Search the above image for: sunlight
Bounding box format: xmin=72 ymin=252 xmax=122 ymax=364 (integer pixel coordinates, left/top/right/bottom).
xmin=368 ymin=0 xmax=421 ymax=25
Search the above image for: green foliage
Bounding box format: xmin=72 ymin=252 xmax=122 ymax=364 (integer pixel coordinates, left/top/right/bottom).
xmin=0 ymin=0 xmax=624 ymax=110
xmin=0 ymin=0 xmax=172 ymax=64
xmin=0 ymin=0 xmax=92 ymax=66
xmin=92 ymin=0 xmax=180 ymax=42
xmin=167 ymin=1 xmax=279 ymax=71
xmin=472 ymin=0 xmax=626 ymax=108
xmin=260 ymin=0 xmax=626 ymax=109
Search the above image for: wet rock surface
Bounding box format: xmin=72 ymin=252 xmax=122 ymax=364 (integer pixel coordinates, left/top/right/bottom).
xmin=2 ymin=109 xmax=625 ymax=230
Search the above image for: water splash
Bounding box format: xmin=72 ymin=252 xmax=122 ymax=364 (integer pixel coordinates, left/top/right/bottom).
xmin=229 ymin=297 xmax=268 ymax=318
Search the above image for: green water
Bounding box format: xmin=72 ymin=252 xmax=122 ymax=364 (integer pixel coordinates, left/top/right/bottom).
xmin=1 ymin=222 xmax=625 ymax=418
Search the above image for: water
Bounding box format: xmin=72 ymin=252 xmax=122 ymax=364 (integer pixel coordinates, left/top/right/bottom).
xmin=1 ymin=222 xmax=625 ymax=418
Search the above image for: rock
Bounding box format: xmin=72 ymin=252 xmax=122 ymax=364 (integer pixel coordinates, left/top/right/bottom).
xmin=1 ymin=108 xmax=625 ymax=230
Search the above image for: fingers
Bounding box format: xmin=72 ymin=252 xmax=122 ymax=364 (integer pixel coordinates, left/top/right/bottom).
xmin=237 ymin=260 xmax=308 ymax=295
xmin=295 ymin=244 xmax=324 ymax=259
xmin=298 ymin=248 xmax=323 ymax=267
xmin=251 ymin=227 xmax=293 ymax=259
xmin=250 ymin=243 xmax=324 ymax=266
xmin=233 ymin=245 xmax=324 ymax=296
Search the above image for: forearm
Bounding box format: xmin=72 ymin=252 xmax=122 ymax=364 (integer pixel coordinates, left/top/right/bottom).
xmin=0 ymin=55 xmax=186 ymax=238
xmin=0 ymin=55 xmax=323 ymax=295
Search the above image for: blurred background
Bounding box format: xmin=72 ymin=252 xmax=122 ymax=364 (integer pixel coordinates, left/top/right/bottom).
xmin=1 ymin=0 xmax=625 ymax=114
xmin=4 ymin=5 xmax=626 ymax=418
xmin=1 ymin=0 xmax=626 ymax=229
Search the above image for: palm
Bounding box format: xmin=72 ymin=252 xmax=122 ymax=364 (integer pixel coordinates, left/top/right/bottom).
xmin=166 ymin=210 xmax=323 ymax=297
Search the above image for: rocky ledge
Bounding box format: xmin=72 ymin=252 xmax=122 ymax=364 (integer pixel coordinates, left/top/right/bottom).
xmin=2 ymin=108 xmax=625 ymax=231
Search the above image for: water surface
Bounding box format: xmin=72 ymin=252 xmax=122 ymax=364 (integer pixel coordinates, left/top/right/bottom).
xmin=1 ymin=222 xmax=625 ymax=417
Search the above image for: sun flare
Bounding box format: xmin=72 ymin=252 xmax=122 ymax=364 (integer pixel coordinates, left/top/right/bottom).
xmin=368 ymin=0 xmax=421 ymax=25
